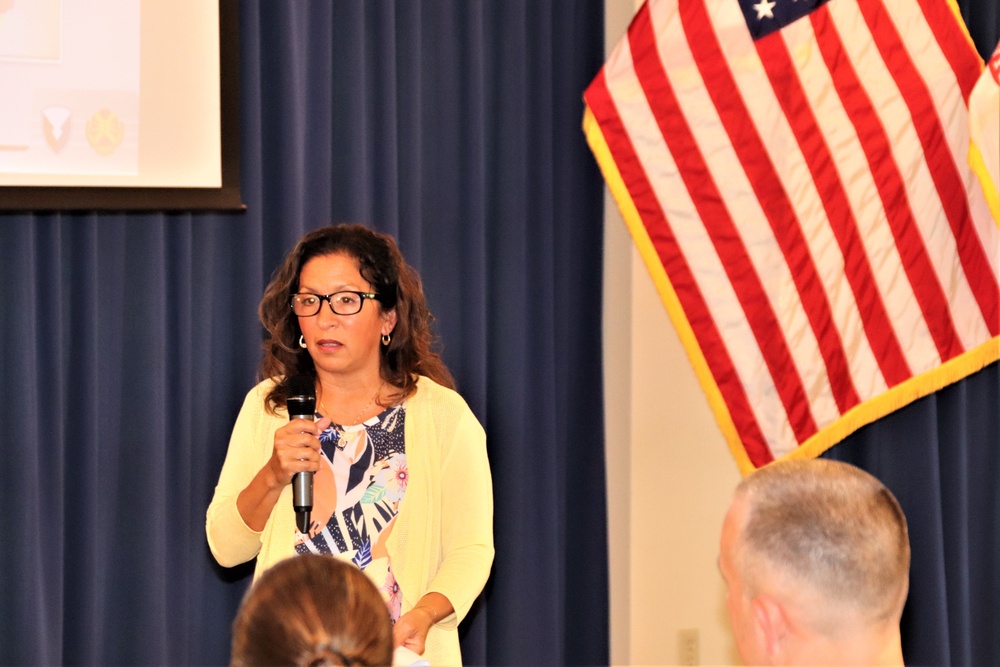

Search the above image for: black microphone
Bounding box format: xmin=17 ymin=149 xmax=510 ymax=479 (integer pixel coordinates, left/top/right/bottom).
xmin=286 ymin=375 xmax=316 ymax=533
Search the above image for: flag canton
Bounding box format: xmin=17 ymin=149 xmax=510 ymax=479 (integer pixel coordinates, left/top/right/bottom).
xmin=738 ymin=0 xmax=831 ymax=40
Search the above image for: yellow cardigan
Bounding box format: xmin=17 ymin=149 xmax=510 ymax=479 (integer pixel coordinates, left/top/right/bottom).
xmin=207 ymin=375 xmax=494 ymax=666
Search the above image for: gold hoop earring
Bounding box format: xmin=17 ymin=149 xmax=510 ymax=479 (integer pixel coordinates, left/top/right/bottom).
xmin=299 ymin=335 xmax=307 ymax=349
xmin=381 ymin=333 xmax=391 ymax=346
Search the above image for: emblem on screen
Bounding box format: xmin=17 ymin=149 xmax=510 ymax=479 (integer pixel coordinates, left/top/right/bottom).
xmin=86 ymin=108 xmax=125 ymax=156
xmin=42 ymin=107 xmax=71 ymax=153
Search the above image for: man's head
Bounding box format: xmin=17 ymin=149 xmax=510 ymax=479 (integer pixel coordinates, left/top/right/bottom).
xmin=719 ymin=459 xmax=910 ymax=665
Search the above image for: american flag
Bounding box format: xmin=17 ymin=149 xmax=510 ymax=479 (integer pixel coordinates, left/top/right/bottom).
xmin=969 ymin=39 xmax=1000 ymax=222
xmin=584 ymin=0 xmax=1000 ymax=473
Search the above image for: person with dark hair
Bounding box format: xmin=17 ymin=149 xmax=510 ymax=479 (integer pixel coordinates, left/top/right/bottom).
xmin=231 ymin=553 xmax=394 ymax=667
xmin=718 ymin=458 xmax=910 ymax=665
xmin=207 ymin=224 xmax=494 ymax=665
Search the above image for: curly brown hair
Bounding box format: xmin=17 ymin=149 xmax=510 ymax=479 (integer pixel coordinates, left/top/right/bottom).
xmin=258 ymin=224 xmax=455 ymax=413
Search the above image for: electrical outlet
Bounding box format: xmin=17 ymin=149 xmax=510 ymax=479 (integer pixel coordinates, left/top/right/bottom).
xmin=678 ymin=628 xmax=700 ymax=665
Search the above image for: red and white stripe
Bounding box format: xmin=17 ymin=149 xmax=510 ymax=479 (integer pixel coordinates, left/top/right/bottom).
xmin=585 ymin=0 xmax=999 ymax=467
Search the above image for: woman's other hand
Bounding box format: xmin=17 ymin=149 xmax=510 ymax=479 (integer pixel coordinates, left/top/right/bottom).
xmin=392 ymin=606 xmax=434 ymax=656
xmin=392 ymin=594 xmax=453 ymax=656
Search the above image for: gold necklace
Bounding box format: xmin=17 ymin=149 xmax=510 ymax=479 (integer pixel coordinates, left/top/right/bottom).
xmin=321 ymin=383 xmax=383 ymax=450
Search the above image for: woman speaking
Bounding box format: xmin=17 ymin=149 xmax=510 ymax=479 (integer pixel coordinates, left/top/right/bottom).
xmin=207 ymin=224 xmax=494 ymax=665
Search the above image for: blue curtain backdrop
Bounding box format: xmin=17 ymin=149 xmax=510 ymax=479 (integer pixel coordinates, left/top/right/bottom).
xmin=0 ymin=2 xmax=606 ymax=665
xmin=0 ymin=1 xmax=997 ymax=666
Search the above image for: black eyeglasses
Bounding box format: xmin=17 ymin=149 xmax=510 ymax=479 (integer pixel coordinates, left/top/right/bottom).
xmin=290 ymin=291 xmax=379 ymax=316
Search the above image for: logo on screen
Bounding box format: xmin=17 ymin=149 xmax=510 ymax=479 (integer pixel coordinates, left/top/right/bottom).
xmin=42 ymin=107 xmax=71 ymax=153
xmin=86 ymin=108 xmax=124 ymax=156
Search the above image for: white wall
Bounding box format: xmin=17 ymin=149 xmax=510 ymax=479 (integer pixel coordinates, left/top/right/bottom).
xmin=602 ymin=2 xmax=744 ymax=664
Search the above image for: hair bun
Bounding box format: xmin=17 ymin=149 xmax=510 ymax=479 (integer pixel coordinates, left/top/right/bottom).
xmin=306 ymin=642 xmax=353 ymax=667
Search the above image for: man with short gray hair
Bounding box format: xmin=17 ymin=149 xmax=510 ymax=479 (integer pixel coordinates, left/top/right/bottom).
xmin=718 ymin=458 xmax=910 ymax=665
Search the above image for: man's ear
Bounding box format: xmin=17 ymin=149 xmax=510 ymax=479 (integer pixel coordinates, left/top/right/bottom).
xmin=751 ymin=594 xmax=789 ymax=659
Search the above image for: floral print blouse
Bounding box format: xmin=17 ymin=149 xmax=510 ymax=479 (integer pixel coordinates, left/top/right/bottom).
xmin=295 ymin=403 xmax=408 ymax=622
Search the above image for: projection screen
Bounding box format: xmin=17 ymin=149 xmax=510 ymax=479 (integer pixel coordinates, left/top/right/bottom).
xmin=0 ymin=0 xmax=242 ymax=211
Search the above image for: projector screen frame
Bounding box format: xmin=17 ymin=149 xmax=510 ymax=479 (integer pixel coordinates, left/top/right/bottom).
xmin=0 ymin=0 xmax=244 ymax=213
